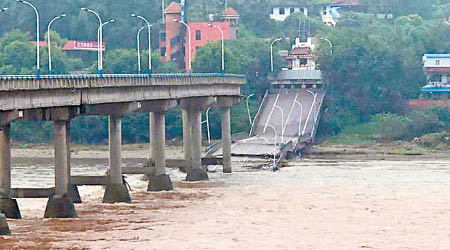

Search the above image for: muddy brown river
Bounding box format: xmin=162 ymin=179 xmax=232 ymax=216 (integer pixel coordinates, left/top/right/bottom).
xmin=1 ymin=145 xmax=450 ymax=249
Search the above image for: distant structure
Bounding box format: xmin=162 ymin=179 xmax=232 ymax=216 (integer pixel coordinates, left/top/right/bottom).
xmin=269 ymin=0 xmax=362 ymax=26
xmin=422 ymin=54 xmax=450 ymax=99
xmin=270 ymin=37 xmax=322 ymax=89
xmin=270 ymin=2 xmax=308 ymax=22
xmin=160 ymin=2 xmax=240 ymax=70
xmin=34 ymin=40 xmax=105 ymax=52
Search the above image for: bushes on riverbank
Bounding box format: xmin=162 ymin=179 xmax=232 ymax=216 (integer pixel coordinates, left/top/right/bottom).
xmin=326 ymin=107 xmax=450 ymax=145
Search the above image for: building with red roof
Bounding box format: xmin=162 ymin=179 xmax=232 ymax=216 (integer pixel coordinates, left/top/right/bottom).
xmin=159 ymin=2 xmax=240 ymax=71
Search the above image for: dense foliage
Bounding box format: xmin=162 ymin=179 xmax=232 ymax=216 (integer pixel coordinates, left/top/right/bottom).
xmin=3 ymin=0 xmax=450 ymax=144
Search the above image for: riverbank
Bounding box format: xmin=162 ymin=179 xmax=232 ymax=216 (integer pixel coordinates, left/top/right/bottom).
xmin=1 ymin=142 xmax=449 ymax=249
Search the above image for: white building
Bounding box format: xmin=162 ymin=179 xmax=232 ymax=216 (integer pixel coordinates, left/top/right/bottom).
xmin=270 ymin=5 xmax=308 ymax=22
xmin=423 ymin=54 xmax=450 ymax=87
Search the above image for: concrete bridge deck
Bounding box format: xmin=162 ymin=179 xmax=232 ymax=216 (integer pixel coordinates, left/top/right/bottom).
xmin=0 ymin=73 xmax=245 ymax=228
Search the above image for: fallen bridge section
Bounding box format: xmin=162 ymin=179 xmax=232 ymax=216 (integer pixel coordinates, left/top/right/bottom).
xmin=212 ymin=88 xmax=325 ymax=165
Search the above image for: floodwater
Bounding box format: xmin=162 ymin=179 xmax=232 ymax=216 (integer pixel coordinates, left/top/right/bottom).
xmin=1 ymin=149 xmax=450 ymax=249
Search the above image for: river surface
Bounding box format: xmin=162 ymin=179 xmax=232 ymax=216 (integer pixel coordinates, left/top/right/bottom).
xmin=1 ymin=149 xmax=450 ymax=249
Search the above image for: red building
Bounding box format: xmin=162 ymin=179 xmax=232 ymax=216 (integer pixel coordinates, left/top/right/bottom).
xmin=160 ymin=2 xmax=240 ymax=71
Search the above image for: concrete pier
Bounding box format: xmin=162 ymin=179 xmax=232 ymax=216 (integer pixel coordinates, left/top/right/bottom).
xmin=148 ymin=112 xmax=173 ymax=191
xmin=44 ymin=120 xmax=77 ymax=218
xmin=0 ymin=124 xmax=21 ymax=219
xmin=180 ymin=97 xmax=216 ymax=181
xmin=103 ymin=115 xmax=131 ymax=203
xmin=214 ymin=97 xmax=241 ymax=174
xmin=220 ymin=107 xmax=232 ymax=173
xmin=66 ymin=121 xmax=81 ymax=203
xmin=140 ymin=100 xmax=177 ymax=191
xmin=182 ymin=109 xmax=192 ymax=165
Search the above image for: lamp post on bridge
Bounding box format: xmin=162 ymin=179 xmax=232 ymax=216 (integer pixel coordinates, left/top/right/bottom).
xmin=174 ymin=19 xmax=192 ymax=74
xmin=97 ymin=19 xmax=115 ymax=75
xmin=136 ymin=26 xmax=146 ymax=73
xmin=131 ymin=14 xmax=153 ymax=76
xmin=81 ymin=7 xmax=104 ymax=76
xmin=16 ymin=0 xmax=40 ymax=78
xmin=208 ymin=23 xmax=225 ymax=75
xmin=47 ymin=14 xmax=66 ymax=75
xmin=270 ymin=37 xmax=283 ymax=72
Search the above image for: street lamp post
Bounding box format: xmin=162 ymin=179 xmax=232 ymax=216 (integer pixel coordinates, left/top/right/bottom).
xmin=136 ymin=26 xmax=146 ymax=73
xmin=208 ymin=24 xmax=225 ymax=74
xmin=131 ymin=14 xmax=152 ymax=76
xmin=17 ymin=0 xmax=40 ymax=78
xmin=81 ymin=7 xmax=103 ymax=75
xmin=320 ymin=37 xmax=333 ymax=55
xmin=97 ymin=19 xmax=115 ymax=75
xmin=246 ymin=94 xmax=255 ymax=127
xmin=174 ymin=19 xmax=192 ymax=74
xmin=47 ymin=14 xmax=66 ymax=75
xmin=270 ymin=37 xmax=283 ymax=72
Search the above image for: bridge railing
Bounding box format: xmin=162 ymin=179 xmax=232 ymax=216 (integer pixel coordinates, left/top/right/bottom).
xmin=0 ymin=73 xmax=246 ymax=81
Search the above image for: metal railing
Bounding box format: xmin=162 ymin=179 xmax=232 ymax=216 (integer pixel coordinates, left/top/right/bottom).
xmin=0 ymin=73 xmax=246 ymax=81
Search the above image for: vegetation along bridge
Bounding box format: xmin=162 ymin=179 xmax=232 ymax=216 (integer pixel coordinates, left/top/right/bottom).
xmin=0 ymin=73 xmax=245 ymax=231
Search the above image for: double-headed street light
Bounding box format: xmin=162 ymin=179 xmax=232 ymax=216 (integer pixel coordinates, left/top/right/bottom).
xmin=17 ymin=0 xmax=40 ymax=77
xmin=97 ymin=19 xmax=115 ymax=75
xmin=131 ymin=14 xmax=152 ymax=76
xmin=81 ymin=7 xmax=103 ymax=75
xmin=270 ymin=37 xmax=283 ymax=72
xmin=47 ymin=14 xmax=66 ymax=74
xmin=208 ymin=23 xmax=225 ymax=74
xmin=136 ymin=26 xmax=146 ymax=73
xmin=174 ymin=19 xmax=192 ymax=74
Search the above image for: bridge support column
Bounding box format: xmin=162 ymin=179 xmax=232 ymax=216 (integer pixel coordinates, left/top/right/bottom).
xmin=182 ymin=109 xmax=192 ymax=166
xmin=180 ymin=97 xmax=217 ymax=181
xmin=66 ymin=121 xmax=81 ymax=203
xmin=186 ymin=109 xmax=208 ymax=181
xmin=103 ymin=115 xmax=131 ymax=204
xmin=0 ymin=124 xmax=21 ymax=219
xmin=44 ymin=120 xmax=77 ymax=218
xmin=148 ymin=112 xmax=173 ymax=191
xmin=220 ymin=107 xmax=232 ymax=173
xmin=214 ymin=97 xmax=242 ymax=174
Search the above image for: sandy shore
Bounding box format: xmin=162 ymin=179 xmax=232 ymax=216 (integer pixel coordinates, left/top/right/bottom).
xmin=1 ymin=143 xmax=450 ymax=249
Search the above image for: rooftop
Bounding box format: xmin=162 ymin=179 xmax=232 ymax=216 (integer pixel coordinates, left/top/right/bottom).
xmin=164 ymin=2 xmax=181 ymax=14
xmin=222 ymin=7 xmax=240 ymax=17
